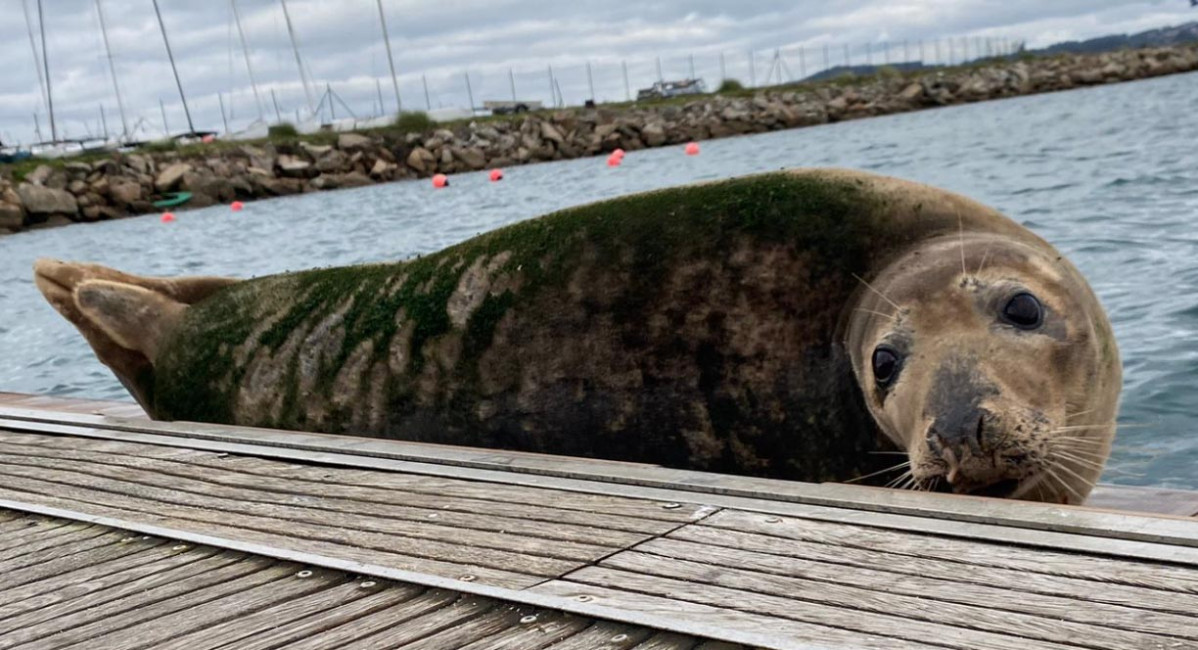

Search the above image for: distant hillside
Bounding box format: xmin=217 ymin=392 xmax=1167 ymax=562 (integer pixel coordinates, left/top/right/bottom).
xmin=1038 ymin=21 xmax=1198 ymax=55
xmin=804 ymin=21 xmax=1198 ymax=82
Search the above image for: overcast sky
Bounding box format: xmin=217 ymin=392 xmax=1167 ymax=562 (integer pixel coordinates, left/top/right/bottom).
xmin=2 ymin=0 xmax=1195 ymax=144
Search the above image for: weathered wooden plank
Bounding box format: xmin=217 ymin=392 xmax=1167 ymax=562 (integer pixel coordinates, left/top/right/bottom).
xmin=0 ymin=518 xmax=76 ymax=552
xmin=0 ymin=528 xmax=126 ymax=573
xmin=393 ymin=605 xmax=527 ymax=649
xmin=539 ymin=621 xmax=653 ymax=650
xmin=0 ymin=392 xmax=144 ymax=418
xmin=0 ymin=469 xmax=583 ymax=579
xmin=0 ymin=543 xmax=215 ymax=622
xmin=279 ymin=589 xmax=461 ymax=650
xmin=0 ymin=510 xmax=21 ymax=523
xmin=0 ymin=483 xmax=544 ymax=589
xmin=0 ymin=554 xmax=275 ymax=649
xmin=629 ymin=633 xmax=701 ymax=650
xmin=0 ymin=438 xmax=687 ymax=538
xmin=0 ymin=452 xmax=615 ymax=562
xmin=560 ymin=566 xmax=1084 ymax=650
xmin=601 ymin=551 xmax=1177 ymax=650
xmin=1 ymin=532 xmax=166 ymax=592
xmin=60 ymin=568 xmax=344 ymax=650
xmin=704 ymin=509 xmax=1198 ymax=594
xmin=0 ymin=523 xmax=107 ymax=562
xmin=457 ymin=610 xmax=593 ymax=650
xmin=5 ymin=407 xmax=1197 ymax=549
xmin=531 ymin=581 xmax=940 ymax=650
xmin=6 ymin=420 xmax=1197 ymax=569
xmin=643 ymin=535 xmax=1198 ymax=637
xmin=151 ymin=581 xmax=375 ymax=650
xmin=335 ymin=595 xmax=496 ymax=649
xmin=221 ymin=585 xmax=426 ymax=650
xmin=1086 ymin=484 xmax=1198 ymax=517
xmin=2 ymin=431 xmax=705 ymax=525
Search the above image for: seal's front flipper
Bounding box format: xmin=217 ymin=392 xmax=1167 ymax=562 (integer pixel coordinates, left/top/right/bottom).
xmin=33 ymin=258 xmax=240 ymax=412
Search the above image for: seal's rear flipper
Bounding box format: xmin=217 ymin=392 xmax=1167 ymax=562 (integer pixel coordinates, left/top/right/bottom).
xmin=33 ymin=258 xmax=240 ymax=413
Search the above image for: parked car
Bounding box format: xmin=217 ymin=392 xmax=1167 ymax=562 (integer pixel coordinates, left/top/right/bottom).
xmin=636 ymin=79 xmax=708 ymax=101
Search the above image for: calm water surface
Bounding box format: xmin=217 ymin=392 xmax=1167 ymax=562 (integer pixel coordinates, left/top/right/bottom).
xmin=3 ymin=72 xmax=1196 ymax=488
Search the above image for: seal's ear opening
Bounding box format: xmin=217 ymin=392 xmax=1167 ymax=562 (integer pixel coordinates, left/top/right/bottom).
xmin=32 ymin=258 xmax=239 ymax=413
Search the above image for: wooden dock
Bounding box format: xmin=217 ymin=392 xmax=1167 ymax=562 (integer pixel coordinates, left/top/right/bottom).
xmin=0 ymin=392 xmax=1196 ymax=649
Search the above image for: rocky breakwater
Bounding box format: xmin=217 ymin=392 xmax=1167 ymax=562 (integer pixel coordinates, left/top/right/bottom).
xmin=3 ymin=44 xmax=1197 ymax=237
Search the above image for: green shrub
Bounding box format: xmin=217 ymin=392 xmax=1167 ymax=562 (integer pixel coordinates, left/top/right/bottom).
xmin=877 ymin=65 xmax=901 ymax=80
xmin=268 ymin=123 xmax=299 ymax=139
xmin=717 ymin=79 xmax=745 ymax=93
xmin=394 ymin=111 xmax=434 ymax=133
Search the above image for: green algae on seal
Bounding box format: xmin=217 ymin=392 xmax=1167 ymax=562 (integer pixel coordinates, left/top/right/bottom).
xmin=34 ymin=168 xmax=1121 ymax=503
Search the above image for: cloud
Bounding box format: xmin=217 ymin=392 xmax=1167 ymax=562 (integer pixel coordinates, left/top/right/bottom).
xmin=1 ymin=0 xmax=1193 ymax=144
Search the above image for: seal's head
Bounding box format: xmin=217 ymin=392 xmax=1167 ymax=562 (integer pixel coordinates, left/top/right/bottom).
xmin=848 ymin=232 xmax=1121 ymax=504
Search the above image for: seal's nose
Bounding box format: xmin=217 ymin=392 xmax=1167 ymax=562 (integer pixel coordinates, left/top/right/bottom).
xmin=928 ymin=407 xmax=988 ymax=455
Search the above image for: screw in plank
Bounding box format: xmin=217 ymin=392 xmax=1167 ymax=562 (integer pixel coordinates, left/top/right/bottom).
xmin=296 ymin=570 xmax=313 ymax=578
xmin=520 ymin=615 xmax=538 ymax=624
xmin=611 ymin=634 xmax=629 ymax=642
xmin=765 ymin=516 xmax=782 ymax=523
xmin=359 ymin=581 xmax=377 ymax=589
xmin=662 ymin=503 xmax=682 ymax=510
xmin=459 ymin=574 xmax=477 ymax=582
xmin=172 ymin=544 xmax=188 ymax=551
xmin=575 ymin=595 xmax=593 ymax=602
xmin=427 ymin=513 xmax=439 ymax=519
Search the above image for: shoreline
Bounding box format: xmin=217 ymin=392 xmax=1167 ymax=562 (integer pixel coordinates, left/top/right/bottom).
xmin=3 ymin=44 xmax=1197 ymax=237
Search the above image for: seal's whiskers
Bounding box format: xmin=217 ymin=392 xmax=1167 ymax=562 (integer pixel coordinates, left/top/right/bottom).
xmin=846 ymin=460 xmax=911 ymax=484
xmin=855 ymin=308 xmax=899 ymax=322
xmin=851 ymin=273 xmax=903 ymax=311
xmin=1042 ymin=461 xmax=1088 ymax=502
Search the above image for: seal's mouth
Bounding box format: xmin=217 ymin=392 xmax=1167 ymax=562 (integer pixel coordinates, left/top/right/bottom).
xmin=926 ymin=477 xmax=1022 ymax=499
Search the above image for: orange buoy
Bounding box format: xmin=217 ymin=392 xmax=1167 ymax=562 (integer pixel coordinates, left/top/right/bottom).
xmin=160 ymin=212 xmax=176 ymax=223
xmin=432 ymin=174 xmax=449 ymax=188
xmin=489 ymin=169 xmax=504 ymax=182
xmin=685 ymin=142 xmax=700 ymax=156
xmin=612 ymin=148 xmax=626 ymax=158
xmin=230 ymin=201 xmax=244 ymax=212
xmin=606 ymin=155 xmax=621 ymax=167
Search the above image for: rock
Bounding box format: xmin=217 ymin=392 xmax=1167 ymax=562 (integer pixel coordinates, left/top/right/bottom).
xmin=540 ymin=122 xmax=565 ymax=145
xmin=154 ymin=163 xmax=192 ymax=192
xmin=25 ymin=165 xmax=54 ymax=186
xmin=453 ymin=147 xmax=487 ymax=169
xmin=899 ymin=83 xmax=924 ymax=100
xmin=405 ymin=147 xmax=435 ymax=173
xmin=64 ymin=162 xmax=92 ymax=177
xmin=124 ymin=154 xmax=153 ymax=175
xmin=277 ymin=155 xmax=312 ymax=178
xmin=17 ymin=184 xmax=78 ymax=218
xmin=433 ymin=129 xmax=456 ymax=141
xmin=369 ymin=159 xmax=396 ymax=177
xmin=67 ymin=180 xmax=88 ymax=196
xmin=337 ymin=133 xmax=373 ymax=150
xmin=253 ymin=176 xmax=304 ymax=196
xmin=0 ymin=202 xmax=25 ymax=231
xmin=641 ymin=123 xmax=667 ymax=147
xmin=315 ymin=149 xmax=349 ymax=173
xmin=300 ymin=143 xmax=333 ymax=157
xmin=247 ymin=166 xmax=274 ymax=178
xmin=338 ymin=171 xmax=374 ymax=188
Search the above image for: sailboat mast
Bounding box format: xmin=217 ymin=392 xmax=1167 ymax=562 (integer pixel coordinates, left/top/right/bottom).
xmin=375 ymin=0 xmax=402 ymax=113
xmin=22 ymin=0 xmax=48 ymax=120
xmin=36 ymin=0 xmax=56 ymax=142
xmin=279 ymin=0 xmax=314 ymax=112
xmin=230 ymin=0 xmax=265 ymax=121
xmin=151 ymin=0 xmax=195 ymax=134
xmin=94 ymin=0 xmax=129 ymax=138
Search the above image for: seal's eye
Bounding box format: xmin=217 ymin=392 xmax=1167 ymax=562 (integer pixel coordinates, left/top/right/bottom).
xmin=872 ymin=346 xmax=900 ymax=387
xmin=1002 ymin=292 xmax=1043 ymax=330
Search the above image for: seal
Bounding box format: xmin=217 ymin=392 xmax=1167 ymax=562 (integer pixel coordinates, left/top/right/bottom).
xmin=34 ymin=168 xmax=1121 ymax=503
